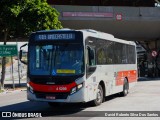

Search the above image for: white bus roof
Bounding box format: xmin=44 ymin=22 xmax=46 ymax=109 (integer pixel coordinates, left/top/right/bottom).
xmin=77 ymin=29 xmax=136 ymax=46
xmin=34 ymin=28 xmax=135 ymax=46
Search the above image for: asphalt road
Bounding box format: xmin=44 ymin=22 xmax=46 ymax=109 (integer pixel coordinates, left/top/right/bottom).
xmin=0 ymin=78 xmax=160 ymax=120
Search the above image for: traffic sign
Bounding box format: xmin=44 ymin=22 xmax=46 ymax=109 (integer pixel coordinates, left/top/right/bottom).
xmin=116 ymin=14 xmax=122 ymax=21
xmin=151 ymin=50 xmax=157 ymax=57
xmin=0 ymin=45 xmax=18 ymax=57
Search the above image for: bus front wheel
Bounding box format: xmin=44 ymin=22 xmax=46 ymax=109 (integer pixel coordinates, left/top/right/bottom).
xmin=92 ymin=85 xmax=103 ymax=106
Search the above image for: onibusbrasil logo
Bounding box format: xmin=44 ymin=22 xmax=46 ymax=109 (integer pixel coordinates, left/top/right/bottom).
xmin=1 ymin=112 xmax=42 ymax=118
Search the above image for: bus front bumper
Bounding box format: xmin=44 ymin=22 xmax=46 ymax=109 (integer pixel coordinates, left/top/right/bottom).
xmin=27 ymin=87 xmax=86 ymax=103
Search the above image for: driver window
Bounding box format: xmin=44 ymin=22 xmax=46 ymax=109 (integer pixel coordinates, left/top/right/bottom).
xmin=87 ymin=46 xmax=95 ymax=66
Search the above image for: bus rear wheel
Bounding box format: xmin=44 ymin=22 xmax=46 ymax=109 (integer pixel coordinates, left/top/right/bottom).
xmin=92 ymin=85 xmax=103 ymax=106
xmin=120 ymin=78 xmax=129 ymax=96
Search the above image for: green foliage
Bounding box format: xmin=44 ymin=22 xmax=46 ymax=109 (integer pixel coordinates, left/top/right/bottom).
xmin=21 ymin=0 xmax=62 ymax=35
xmin=0 ymin=0 xmax=62 ymax=39
xmin=0 ymin=89 xmax=4 ymax=93
xmin=0 ymin=0 xmax=62 ymax=90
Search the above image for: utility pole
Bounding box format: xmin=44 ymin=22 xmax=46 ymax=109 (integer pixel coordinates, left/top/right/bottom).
xmin=11 ymin=56 xmax=15 ymax=90
xmin=16 ymin=42 xmax=21 ymax=86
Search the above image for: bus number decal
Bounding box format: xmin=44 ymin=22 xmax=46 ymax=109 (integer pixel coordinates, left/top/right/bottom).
xmin=56 ymin=87 xmax=67 ymax=91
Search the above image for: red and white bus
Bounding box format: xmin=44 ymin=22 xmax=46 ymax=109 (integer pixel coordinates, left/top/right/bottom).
xmin=21 ymin=29 xmax=137 ymax=106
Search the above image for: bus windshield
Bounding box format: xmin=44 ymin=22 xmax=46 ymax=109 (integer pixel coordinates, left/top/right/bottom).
xmin=29 ymin=44 xmax=84 ymax=76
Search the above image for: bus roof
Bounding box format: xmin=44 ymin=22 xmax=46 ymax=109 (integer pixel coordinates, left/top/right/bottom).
xmin=35 ymin=28 xmax=74 ymax=33
xmin=78 ymin=29 xmax=136 ymax=46
xmin=33 ymin=28 xmax=135 ymax=46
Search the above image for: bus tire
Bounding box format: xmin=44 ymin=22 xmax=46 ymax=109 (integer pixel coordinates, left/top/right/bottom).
xmin=120 ymin=78 xmax=129 ymax=96
xmin=92 ymin=85 xmax=103 ymax=106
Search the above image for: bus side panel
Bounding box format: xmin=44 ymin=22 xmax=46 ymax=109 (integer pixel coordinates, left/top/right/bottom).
xmin=85 ymin=64 xmax=115 ymax=101
xmin=96 ymin=65 xmax=115 ymax=96
xmin=85 ymin=71 xmax=98 ymax=102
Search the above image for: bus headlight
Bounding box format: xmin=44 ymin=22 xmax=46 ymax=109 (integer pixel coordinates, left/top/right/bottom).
xmin=77 ymin=84 xmax=83 ymax=89
xmin=71 ymin=87 xmax=77 ymax=94
xmin=70 ymin=83 xmax=83 ymax=95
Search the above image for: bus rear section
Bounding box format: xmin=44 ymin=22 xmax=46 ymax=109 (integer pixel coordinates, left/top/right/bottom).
xmin=84 ymin=34 xmax=137 ymax=106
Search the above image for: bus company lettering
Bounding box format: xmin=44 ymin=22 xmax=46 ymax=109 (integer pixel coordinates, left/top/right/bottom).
xmin=11 ymin=112 xmax=42 ymax=118
xmin=56 ymin=86 xmax=67 ymax=91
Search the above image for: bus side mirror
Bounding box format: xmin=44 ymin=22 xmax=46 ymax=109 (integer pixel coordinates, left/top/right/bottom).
xmin=19 ymin=43 xmax=28 ymax=65
xmin=19 ymin=50 xmax=22 ymax=60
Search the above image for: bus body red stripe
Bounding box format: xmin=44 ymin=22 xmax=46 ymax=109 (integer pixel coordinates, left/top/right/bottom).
xmin=29 ymin=81 xmax=77 ymax=93
xmin=116 ymin=70 xmax=138 ymax=86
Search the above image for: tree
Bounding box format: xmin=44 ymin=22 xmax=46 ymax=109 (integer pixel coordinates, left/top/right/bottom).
xmin=0 ymin=0 xmax=62 ymax=90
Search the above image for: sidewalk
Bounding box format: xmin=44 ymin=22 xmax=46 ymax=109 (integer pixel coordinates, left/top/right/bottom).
xmin=0 ymin=78 xmax=27 ymax=94
xmin=0 ymin=59 xmax=27 ymax=94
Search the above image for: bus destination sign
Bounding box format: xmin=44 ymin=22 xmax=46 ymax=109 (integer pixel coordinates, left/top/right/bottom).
xmin=35 ymin=33 xmax=75 ymax=41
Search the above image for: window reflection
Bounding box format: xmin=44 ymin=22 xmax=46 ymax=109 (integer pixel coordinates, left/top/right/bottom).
xmin=29 ymin=44 xmax=84 ymax=76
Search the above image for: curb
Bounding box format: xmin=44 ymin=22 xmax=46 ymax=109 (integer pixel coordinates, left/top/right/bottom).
xmin=0 ymin=88 xmax=27 ymax=95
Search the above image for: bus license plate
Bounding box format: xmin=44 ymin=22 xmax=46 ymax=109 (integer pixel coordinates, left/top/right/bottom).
xmin=46 ymin=96 xmax=56 ymax=100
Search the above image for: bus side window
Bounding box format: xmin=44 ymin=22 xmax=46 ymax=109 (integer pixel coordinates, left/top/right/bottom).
xmin=87 ymin=47 xmax=95 ymax=66
xmin=86 ymin=46 xmax=96 ymax=78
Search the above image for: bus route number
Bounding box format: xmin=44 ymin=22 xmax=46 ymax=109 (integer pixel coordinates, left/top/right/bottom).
xmin=56 ymin=87 xmax=67 ymax=91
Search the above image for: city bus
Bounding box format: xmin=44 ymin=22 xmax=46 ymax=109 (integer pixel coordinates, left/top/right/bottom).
xmin=20 ymin=29 xmax=137 ymax=106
